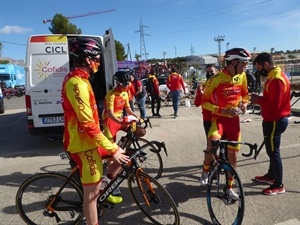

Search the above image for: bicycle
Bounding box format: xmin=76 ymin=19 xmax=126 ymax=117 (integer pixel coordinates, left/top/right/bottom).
xmin=204 ymin=139 xmax=258 ymax=225
xmin=111 ymin=117 xmax=167 ymax=180
xmin=15 ymin=142 xmax=180 ymax=225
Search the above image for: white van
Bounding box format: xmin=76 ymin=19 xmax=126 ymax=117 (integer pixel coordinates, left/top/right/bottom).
xmin=25 ymin=28 xmax=117 ymax=135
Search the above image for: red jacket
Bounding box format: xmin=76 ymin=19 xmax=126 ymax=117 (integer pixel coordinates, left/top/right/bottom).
xmin=166 ymin=73 xmax=185 ymax=92
xmin=257 ymin=67 xmax=291 ymax=121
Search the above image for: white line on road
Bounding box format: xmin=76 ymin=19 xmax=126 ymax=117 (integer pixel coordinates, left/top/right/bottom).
xmin=274 ymin=219 xmax=300 ymax=225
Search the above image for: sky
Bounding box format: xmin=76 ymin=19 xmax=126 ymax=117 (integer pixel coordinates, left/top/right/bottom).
xmin=0 ymin=0 xmax=299 ymax=61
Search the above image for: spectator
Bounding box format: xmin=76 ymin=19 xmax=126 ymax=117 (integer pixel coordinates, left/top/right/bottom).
xmin=130 ymin=74 xmax=147 ymax=119
xmin=251 ymin=52 xmax=291 ymax=195
xmin=166 ymin=67 xmax=186 ymax=118
xmin=147 ymin=69 xmax=161 ymax=117
xmin=246 ymin=70 xmax=256 ymax=93
xmin=200 ymin=47 xmax=251 ymax=200
xmin=61 ymin=37 xmax=129 ymax=225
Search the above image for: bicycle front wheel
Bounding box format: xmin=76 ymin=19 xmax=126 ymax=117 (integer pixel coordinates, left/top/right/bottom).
xmin=206 ymin=162 xmax=245 ymax=225
xmin=127 ymin=137 xmax=163 ymax=179
xmin=16 ymin=173 xmax=84 ymax=225
xmin=128 ymin=171 xmax=180 ymax=225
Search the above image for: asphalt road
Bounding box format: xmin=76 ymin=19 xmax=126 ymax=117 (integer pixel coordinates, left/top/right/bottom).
xmin=1 ymin=96 xmax=300 ymax=225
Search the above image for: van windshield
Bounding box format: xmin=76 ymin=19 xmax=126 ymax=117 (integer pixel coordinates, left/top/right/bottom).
xmin=0 ymin=74 xmax=10 ymax=81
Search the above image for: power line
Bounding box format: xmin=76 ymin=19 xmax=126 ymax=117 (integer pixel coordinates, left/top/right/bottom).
xmin=149 ymin=7 xmax=295 ymax=36
xmin=0 ymin=41 xmax=26 ymax=46
xmin=43 ymin=8 xmax=116 ymax=23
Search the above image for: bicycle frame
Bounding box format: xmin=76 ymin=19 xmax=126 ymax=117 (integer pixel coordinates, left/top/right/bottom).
xmin=46 ymin=142 xmax=155 ymax=214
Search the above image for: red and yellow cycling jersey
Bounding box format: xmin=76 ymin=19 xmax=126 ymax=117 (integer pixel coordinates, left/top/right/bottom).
xmin=62 ymin=68 xmax=118 ymax=154
xmin=201 ymin=69 xmax=249 ymax=117
xmin=102 ymin=87 xmax=130 ymax=120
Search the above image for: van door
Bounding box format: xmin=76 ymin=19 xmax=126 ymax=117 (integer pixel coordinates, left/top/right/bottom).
xmin=26 ymin=35 xmax=69 ymax=134
xmin=103 ymin=28 xmax=118 ymax=91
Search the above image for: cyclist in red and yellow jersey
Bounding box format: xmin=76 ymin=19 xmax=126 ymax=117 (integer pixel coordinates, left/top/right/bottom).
xmin=62 ymin=37 xmax=129 ymax=225
xmin=102 ymin=71 xmax=141 ymax=196
xmin=200 ymin=48 xmax=251 ymax=200
xmin=102 ymin=71 xmax=140 ymax=143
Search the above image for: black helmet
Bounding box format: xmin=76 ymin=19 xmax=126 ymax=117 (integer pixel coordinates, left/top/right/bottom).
xmin=114 ymin=71 xmax=131 ymax=86
xmin=224 ymin=48 xmax=251 ymax=61
xmin=69 ymin=37 xmax=102 ymax=62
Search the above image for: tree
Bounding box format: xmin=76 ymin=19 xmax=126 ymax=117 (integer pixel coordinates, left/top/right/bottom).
xmin=135 ymin=54 xmax=141 ymax=61
xmin=48 ymin=14 xmax=82 ymax=34
xmin=115 ymin=40 xmax=126 ymax=61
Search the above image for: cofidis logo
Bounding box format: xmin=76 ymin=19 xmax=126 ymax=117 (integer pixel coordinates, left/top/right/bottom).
xmin=34 ymin=60 xmax=68 ymax=79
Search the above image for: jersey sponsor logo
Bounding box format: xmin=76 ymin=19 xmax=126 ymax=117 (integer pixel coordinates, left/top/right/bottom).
xmin=233 ymin=75 xmax=240 ymax=84
xmin=84 ymin=150 xmax=97 ymax=176
xmin=73 ymin=83 xmax=85 ymax=110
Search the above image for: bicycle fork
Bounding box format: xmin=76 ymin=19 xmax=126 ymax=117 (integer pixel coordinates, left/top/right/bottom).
xmin=135 ymin=168 xmax=156 ymax=207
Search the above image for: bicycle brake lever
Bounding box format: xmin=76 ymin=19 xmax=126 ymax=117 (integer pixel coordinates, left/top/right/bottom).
xmin=241 ymin=143 xmax=258 ymax=158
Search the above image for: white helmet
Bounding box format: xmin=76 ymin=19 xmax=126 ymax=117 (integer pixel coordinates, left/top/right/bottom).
xmin=224 ymin=48 xmax=251 ymax=61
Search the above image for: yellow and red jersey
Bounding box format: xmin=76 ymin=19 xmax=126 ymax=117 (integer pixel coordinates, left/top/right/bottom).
xmin=102 ymin=87 xmax=130 ymax=120
xmin=201 ymin=68 xmax=249 ymax=117
xmin=62 ymin=68 xmax=118 ymax=154
xmin=257 ymin=67 xmax=291 ymax=121
xmin=166 ymin=72 xmax=185 ymax=91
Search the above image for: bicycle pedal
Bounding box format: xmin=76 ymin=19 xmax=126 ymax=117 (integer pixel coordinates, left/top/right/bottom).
xmin=102 ymin=202 xmax=115 ymax=209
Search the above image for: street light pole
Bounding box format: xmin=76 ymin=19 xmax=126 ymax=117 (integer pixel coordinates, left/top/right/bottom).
xmin=214 ymin=35 xmax=225 ymax=67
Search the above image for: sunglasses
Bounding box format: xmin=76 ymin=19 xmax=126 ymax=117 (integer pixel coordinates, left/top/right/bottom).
xmin=89 ymin=57 xmax=101 ymax=63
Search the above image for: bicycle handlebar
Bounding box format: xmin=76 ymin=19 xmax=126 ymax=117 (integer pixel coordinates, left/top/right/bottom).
xmin=209 ymin=140 xmax=259 ymax=159
xmin=139 ymin=117 xmax=152 ymax=129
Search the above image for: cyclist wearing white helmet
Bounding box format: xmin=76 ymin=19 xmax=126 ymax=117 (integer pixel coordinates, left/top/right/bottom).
xmin=200 ymin=48 xmax=250 ymax=200
xmin=62 ymin=37 xmax=129 ymax=225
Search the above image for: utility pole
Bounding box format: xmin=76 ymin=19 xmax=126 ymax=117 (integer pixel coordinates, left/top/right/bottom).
xmin=135 ymin=18 xmax=150 ymax=61
xmin=174 ymin=46 xmax=177 ymax=58
xmin=226 ymin=42 xmax=230 ymax=50
xmin=162 ymin=51 xmax=167 ymax=60
xmin=126 ymin=43 xmax=132 ymax=61
xmin=214 ymin=35 xmax=225 ymax=67
xmin=190 ymin=44 xmax=195 ymax=56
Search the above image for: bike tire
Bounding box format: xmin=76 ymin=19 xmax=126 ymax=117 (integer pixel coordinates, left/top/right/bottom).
xmin=128 ymin=171 xmax=180 ymax=225
xmin=16 ymin=173 xmax=84 ymax=225
xmin=206 ymin=162 xmax=245 ymax=225
xmin=16 ymin=89 xmax=23 ymax=97
xmin=126 ymin=137 xmax=163 ymax=179
xmin=5 ymin=92 xmax=11 ymax=99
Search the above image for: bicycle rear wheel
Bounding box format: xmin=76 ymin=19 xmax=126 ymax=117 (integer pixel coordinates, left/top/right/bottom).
xmin=206 ymin=162 xmax=245 ymax=225
xmin=128 ymin=171 xmax=180 ymax=225
xmin=16 ymin=173 xmax=84 ymax=225
xmin=127 ymin=137 xmax=163 ymax=179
